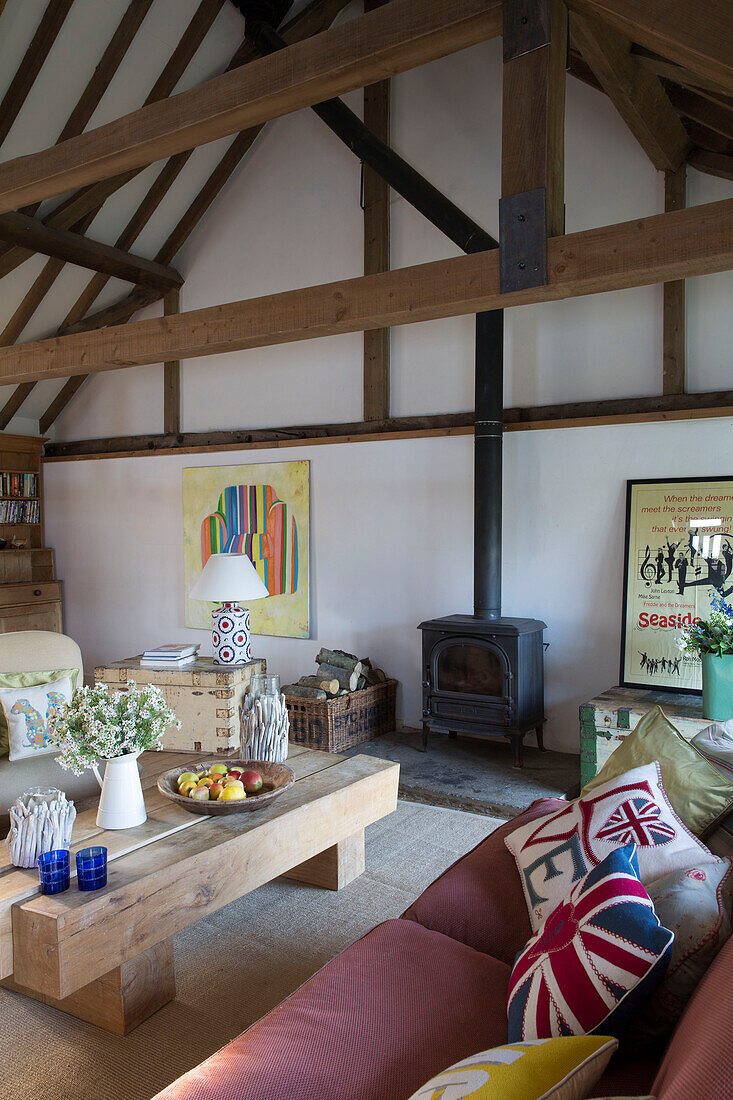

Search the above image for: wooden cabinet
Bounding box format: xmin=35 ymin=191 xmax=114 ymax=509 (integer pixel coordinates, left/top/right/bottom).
xmin=0 ymin=434 xmax=62 ymax=634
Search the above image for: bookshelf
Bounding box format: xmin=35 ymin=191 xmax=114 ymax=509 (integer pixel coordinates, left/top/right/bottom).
xmin=0 ymin=434 xmax=62 ymax=633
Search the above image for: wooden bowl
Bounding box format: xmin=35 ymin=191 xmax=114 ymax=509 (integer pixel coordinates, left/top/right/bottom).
xmin=157 ymin=759 xmax=295 ymax=815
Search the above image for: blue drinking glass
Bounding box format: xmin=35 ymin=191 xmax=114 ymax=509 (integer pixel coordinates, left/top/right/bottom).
xmin=76 ymin=846 xmax=108 ymax=891
xmin=38 ymin=849 xmax=70 ymax=895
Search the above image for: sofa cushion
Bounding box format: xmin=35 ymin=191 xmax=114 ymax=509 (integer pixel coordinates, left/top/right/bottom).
xmin=652 ymin=933 xmax=733 ymax=1100
xmin=505 ymin=764 xmax=718 ymax=931
xmin=402 ymin=798 xmax=564 ymax=966
xmin=581 ymin=706 xmax=733 ymax=837
xmin=507 ymin=845 xmax=674 ymax=1042
xmin=406 ymin=1036 xmax=618 ymax=1100
xmin=153 ymin=919 xmax=512 ymax=1100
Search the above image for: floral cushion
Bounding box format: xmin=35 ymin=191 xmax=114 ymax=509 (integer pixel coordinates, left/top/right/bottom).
xmin=505 ymin=762 xmax=718 ymax=930
xmin=406 ymin=1036 xmax=618 ymax=1100
xmin=0 ymin=676 xmax=73 ymax=761
xmin=507 ymin=845 xmax=673 ymax=1042
xmin=632 ymin=859 xmax=733 ymax=1043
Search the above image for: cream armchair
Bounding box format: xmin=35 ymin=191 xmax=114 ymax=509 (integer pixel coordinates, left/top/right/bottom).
xmin=0 ymin=631 xmax=98 ymax=836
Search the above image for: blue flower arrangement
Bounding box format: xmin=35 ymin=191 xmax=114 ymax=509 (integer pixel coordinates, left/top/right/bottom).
xmin=678 ymin=592 xmax=733 ymax=658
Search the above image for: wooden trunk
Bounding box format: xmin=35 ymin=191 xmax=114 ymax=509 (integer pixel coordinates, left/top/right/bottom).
xmin=579 ymin=684 xmax=707 ymax=787
xmin=95 ymin=656 xmax=266 ymax=752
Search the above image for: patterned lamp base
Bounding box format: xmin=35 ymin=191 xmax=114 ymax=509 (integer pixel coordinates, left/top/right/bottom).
xmin=211 ymin=603 xmax=251 ymax=664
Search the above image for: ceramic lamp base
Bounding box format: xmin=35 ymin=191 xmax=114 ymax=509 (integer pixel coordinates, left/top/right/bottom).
xmin=212 ymin=603 xmax=251 ymax=664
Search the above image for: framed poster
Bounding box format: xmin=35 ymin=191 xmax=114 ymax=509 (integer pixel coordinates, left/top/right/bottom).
xmin=183 ymin=460 xmax=309 ymax=639
xmin=621 ymin=477 xmax=733 ymax=692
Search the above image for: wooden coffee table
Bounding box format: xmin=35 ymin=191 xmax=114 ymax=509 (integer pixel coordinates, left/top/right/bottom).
xmin=0 ymin=746 xmax=398 ymax=1033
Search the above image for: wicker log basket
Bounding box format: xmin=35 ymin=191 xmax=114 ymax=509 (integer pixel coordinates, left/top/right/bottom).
xmin=285 ymin=679 xmax=397 ymax=753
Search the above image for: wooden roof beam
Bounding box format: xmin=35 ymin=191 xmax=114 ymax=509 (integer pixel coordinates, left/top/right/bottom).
xmin=689 ymin=150 xmax=733 ymax=183
xmin=570 ymin=12 xmax=690 ymax=170
xmin=0 ymin=0 xmax=224 ymax=281
xmin=0 ymin=211 xmax=182 ymax=289
xmin=0 ymin=0 xmax=503 ymax=215
xmin=566 ymin=0 xmax=733 ymax=95
xmin=668 ymin=86 xmax=733 ymax=146
xmin=5 ymin=196 xmax=733 ymax=387
xmin=0 ymin=0 xmax=75 ymax=151
xmin=36 ymin=0 xmax=352 ymax=432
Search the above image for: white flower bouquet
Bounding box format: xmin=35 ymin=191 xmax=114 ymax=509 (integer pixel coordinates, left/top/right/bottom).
xmin=48 ymin=681 xmax=181 ymax=775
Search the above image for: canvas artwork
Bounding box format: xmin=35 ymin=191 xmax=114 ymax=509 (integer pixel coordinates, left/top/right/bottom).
xmin=183 ymin=460 xmax=309 ymax=639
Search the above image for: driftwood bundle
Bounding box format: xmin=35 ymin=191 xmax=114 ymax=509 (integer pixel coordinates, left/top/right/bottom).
xmin=241 ymin=691 xmax=290 ymax=762
xmin=6 ymin=790 xmax=76 ymax=868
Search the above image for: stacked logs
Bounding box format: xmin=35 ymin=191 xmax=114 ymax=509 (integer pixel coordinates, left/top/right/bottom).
xmin=282 ymin=648 xmax=388 ymax=700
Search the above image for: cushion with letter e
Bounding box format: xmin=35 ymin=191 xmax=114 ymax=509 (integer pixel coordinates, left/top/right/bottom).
xmin=505 ymin=762 xmax=718 ymax=931
xmin=507 ymin=845 xmax=674 ymax=1042
xmin=406 ymin=1035 xmax=618 ymax=1100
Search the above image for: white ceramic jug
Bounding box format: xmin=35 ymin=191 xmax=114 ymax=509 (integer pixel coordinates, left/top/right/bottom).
xmin=92 ymin=750 xmax=147 ymax=829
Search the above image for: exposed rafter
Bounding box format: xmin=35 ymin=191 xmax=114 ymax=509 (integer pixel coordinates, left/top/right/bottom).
xmin=0 ymin=0 xmax=75 ymax=150
xmin=565 ymin=0 xmax=733 ymax=94
xmin=0 ymin=212 xmax=182 ymax=289
xmin=570 ymin=13 xmax=690 ymax=170
xmin=5 ymin=197 xmax=733 ymax=389
xmin=0 ymin=0 xmax=504 ymax=215
xmin=0 ymin=0 xmax=225 ymax=282
xmin=36 ymin=0 xmax=353 ymax=431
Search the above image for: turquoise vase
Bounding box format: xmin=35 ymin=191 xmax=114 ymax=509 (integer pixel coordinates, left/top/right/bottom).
xmin=701 ymin=653 xmax=733 ymax=721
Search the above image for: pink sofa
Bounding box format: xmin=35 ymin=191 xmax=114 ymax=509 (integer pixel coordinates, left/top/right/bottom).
xmin=156 ymin=798 xmax=733 ymax=1100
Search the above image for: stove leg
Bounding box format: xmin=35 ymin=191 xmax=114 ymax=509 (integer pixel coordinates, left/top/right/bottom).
xmin=421 ymin=723 xmax=430 ymax=752
xmin=508 ymin=734 xmax=524 ymax=769
xmin=535 ymin=723 xmax=546 ymax=752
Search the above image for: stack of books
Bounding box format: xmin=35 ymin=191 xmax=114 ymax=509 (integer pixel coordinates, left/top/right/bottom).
xmin=140 ymin=643 xmax=200 ymax=668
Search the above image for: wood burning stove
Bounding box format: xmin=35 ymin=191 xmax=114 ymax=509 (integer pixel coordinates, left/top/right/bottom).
xmin=418 ymin=614 xmax=546 ymax=766
xmin=418 ymin=308 xmax=546 ymax=767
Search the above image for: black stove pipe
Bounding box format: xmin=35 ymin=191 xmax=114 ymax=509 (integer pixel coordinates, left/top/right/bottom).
xmin=473 ymin=310 xmax=504 ymax=620
xmin=246 ymin=14 xmax=506 ymax=620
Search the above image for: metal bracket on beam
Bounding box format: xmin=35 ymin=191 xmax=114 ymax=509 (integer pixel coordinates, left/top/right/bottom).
xmin=503 ymin=0 xmax=551 ymax=61
xmin=499 ymin=188 xmax=547 ymax=293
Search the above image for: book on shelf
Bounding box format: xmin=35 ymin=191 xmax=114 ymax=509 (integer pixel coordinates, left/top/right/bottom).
xmin=141 ymin=643 xmax=200 ymax=660
xmin=0 ymin=499 xmax=40 ymax=523
xmin=0 ymin=472 xmax=37 ymax=498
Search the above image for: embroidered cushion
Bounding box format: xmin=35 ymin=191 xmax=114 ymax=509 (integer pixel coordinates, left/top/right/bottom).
xmin=581 ymin=706 xmax=733 ymax=837
xmin=507 ymin=845 xmax=673 ymax=1042
xmin=406 ymin=1035 xmax=618 ymax=1100
xmin=0 ymin=676 xmax=73 ymax=761
xmin=632 ymin=859 xmax=733 ymax=1043
xmin=505 ymin=762 xmax=718 ymax=931
xmin=0 ymin=667 xmax=79 ymax=756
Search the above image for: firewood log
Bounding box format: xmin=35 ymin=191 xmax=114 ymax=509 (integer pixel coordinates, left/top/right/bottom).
xmin=315 ymin=648 xmax=364 ymax=675
xmin=365 ymin=667 xmax=388 ymax=685
xmin=282 ymin=684 xmax=327 ymax=700
xmin=316 ymin=662 xmax=360 ymax=691
xmin=298 ymin=674 xmax=339 ymax=694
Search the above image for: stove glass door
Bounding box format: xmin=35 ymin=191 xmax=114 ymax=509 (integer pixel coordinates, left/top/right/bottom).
xmin=435 ymin=641 xmax=505 ymax=697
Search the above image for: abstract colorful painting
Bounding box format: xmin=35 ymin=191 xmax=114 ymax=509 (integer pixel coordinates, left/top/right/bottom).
xmin=183 ymin=461 xmax=309 ymax=638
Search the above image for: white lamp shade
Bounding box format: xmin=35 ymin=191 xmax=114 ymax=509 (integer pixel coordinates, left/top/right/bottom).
xmin=189 ymin=553 xmax=269 ymax=603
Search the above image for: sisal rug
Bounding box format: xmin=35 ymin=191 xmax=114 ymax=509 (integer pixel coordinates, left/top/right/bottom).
xmin=0 ymin=800 xmax=503 ymax=1100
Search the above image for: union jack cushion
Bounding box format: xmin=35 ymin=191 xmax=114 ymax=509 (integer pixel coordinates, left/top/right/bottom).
xmin=505 ymin=763 xmax=718 ymax=930
xmin=507 ymin=844 xmax=674 ymax=1041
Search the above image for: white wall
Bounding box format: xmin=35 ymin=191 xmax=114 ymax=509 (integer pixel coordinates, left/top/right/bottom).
xmin=4 ymin=5 xmax=732 ymax=752
xmin=44 ymin=416 xmax=733 ymax=753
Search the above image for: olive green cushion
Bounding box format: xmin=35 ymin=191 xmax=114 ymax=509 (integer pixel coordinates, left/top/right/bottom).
xmin=581 ymin=704 xmax=733 ymax=837
xmin=0 ymin=668 xmax=79 ymax=756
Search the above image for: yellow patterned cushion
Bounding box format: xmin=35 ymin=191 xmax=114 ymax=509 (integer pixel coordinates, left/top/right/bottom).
xmin=407 ymin=1036 xmax=618 ymax=1100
